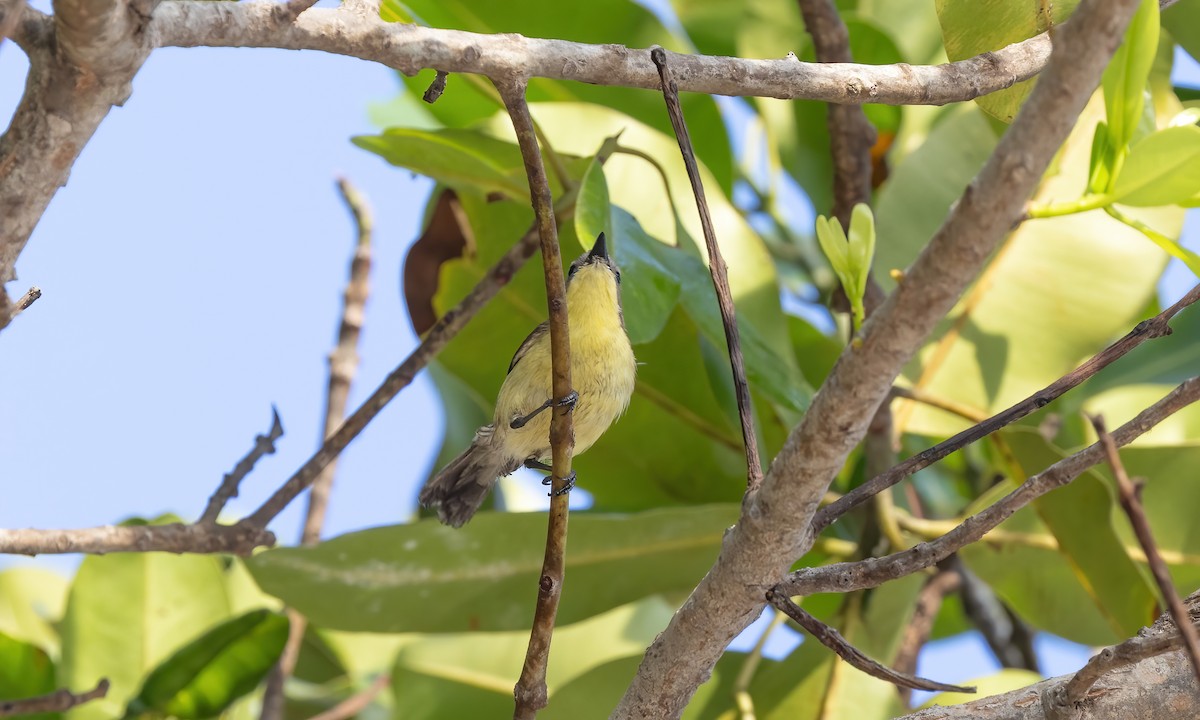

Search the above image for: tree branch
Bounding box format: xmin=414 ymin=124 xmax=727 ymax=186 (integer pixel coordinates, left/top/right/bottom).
xmin=766 ymin=589 xmax=972 ymax=693
xmin=1044 ymin=592 xmax=1200 ymax=716
xmin=200 ymin=408 xmax=284 ymax=525
xmin=615 ymin=0 xmax=1156 ymax=710
xmin=497 ymin=78 xmax=575 ymax=720
xmin=0 ymin=522 xmax=273 ymax=556
xmin=651 ymin=47 xmax=763 ymax=491
xmin=813 ymin=283 xmax=1200 ymax=536
xmin=0 ymin=679 xmax=109 ymax=718
xmin=777 ymin=378 xmax=1200 ymax=597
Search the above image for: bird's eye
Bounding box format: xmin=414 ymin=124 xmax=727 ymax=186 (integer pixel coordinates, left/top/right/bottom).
xmin=614 ymin=269 xmax=622 ymax=284
xmin=568 ymin=264 xmax=579 ymax=278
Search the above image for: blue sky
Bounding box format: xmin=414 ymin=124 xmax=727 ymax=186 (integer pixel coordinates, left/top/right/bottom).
xmin=3 ymin=5 xmax=1199 ymax=700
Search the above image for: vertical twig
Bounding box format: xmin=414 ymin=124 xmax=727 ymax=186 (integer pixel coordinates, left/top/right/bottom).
xmin=5 ymin=285 xmax=41 ymax=325
xmin=1091 ymin=414 xmax=1200 ymax=685
xmin=260 ymin=179 xmax=374 ymax=720
xmin=650 ymin=47 xmax=764 ymax=493
xmin=495 ymin=78 xmax=574 ymax=720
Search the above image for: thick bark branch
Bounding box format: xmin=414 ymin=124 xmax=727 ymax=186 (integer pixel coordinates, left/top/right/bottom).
xmin=613 ymin=0 xmax=1143 ymax=714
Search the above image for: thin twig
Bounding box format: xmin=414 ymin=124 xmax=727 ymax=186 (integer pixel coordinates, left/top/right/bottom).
xmin=1044 ymin=592 xmax=1200 ymax=715
xmin=1091 ymin=414 xmax=1200 ymax=685
xmin=261 ymin=178 xmax=375 ymax=720
xmin=766 ymin=590 xmax=973 ymax=693
xmin=497 ymin=77 xmax=574 ymax=720
xmin=0 ymin=679 xmax=109 ymax=718
xmin=306 ymin=674 xmax=389 ymax=720
xmin=778 ymin=377 xmax=1200 ymax=597
xmin=795 ymin=0 xmax=875 ymax=230
xmin=651 ymin=46 xmax=763 ymax=492
xmin=200 ymin=407 xmax=284 ymax=525
xmin=814 ymin=284 xmax=1200 ymax=535
xmin=892 ymin=385 xmax=988 ymax=423
xmin=0 ymin=523 xmax=273 ymax=556
xmin=893 ymin=567 xmax=962 ymax=704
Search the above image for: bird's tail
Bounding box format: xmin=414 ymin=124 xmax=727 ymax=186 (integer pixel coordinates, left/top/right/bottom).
xmin=418 ymin=425 xmax=516 ymax=528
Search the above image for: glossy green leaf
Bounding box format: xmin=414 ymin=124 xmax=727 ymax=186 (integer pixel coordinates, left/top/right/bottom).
xmin=125 ymin=610 xmax=288 ymax=720
xmin=61 ymin=524 xmax=234 ymax=720
xmin=247 ymin=505 xmax=738 ymax=633
xmin=1110 ymin=125 xmax=1200 ymax=206
xmin=0 ymin=631 xmax=58 ymax=720
xmin=1006 ymin=429 xmax=1158 ymax=638
xmin=352 ymin=128 xmax=531 ymax=200
xmin=1102 ymin=0 xmax=1160 ymax=150
xmin=936 ymin=0 xmax=1078 ymax=122
xmin=574 ymin=155 xmax=611 ymax=245
xmin=960 ymin=490 xmax=1128 ymax=645
xmin=0 ymin=568 xmax=68 ymax=657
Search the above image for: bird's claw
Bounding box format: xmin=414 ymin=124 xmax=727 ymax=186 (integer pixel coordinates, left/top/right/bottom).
xmin=544 ymin=471 xmax=576 ymax=497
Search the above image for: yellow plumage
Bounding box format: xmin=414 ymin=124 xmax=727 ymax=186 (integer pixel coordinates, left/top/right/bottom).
xmin=419 ymin=233 xmax=636 ymax=527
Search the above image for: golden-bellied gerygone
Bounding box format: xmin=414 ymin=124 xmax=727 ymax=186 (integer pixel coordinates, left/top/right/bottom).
xmin=419 ymin=232 xmax=637 ymax=527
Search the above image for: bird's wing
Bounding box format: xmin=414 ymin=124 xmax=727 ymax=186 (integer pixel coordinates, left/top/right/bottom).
xmin=508 ymin=320 xmax=549 ymax=374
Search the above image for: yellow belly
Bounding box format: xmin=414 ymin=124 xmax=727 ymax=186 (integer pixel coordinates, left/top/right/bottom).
xmin=493 ymin=318 xmax=636 ymax=463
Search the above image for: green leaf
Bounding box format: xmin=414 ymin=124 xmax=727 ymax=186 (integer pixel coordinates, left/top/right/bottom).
xmin=883 ymin=99 xmax=1181 ymax=438
xmin=609 ymin=210 xmax=683 ymax=345
xmin=1102 ymin=0 xmax=1160 ymax=150
xmin=60 ymin=530 xmax=235 ymax=720
xmin=247 ymin=505 xmax=739 ymax=633
xmin=960 ymin=490 xmax=1129 ymax=645
xmin=0 ymin=631 xmax=58 ymax=720
xmin=936 ymin=0 xmax=1079 ymax=122
xmin=1110 ymin=125 xmax=1200 ymax=206
xmin=352 ymin=128 xmax=531 ymax=199
xmin=1164 ymin=0 xmax=1200 ymax=65
xmin=0 ymin=568 xmax=68 ymax=657
xmin=1086 ymin=121 xmax=1116 ymax=195
xmin=574 ymin=156 xmax=611 ymax=245
xmin=1005 ymin=429 xmax=1158 ymax=639
xmin=125 ymin=610 xmax=288 ymax=720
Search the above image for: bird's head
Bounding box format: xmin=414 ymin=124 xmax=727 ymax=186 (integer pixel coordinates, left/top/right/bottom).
xmin=566 ymin=232 xmax=623 ymax=315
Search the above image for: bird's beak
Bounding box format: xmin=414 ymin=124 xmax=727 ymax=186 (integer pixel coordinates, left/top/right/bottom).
xmin=588 ymin=232 xmax=609 ymax=261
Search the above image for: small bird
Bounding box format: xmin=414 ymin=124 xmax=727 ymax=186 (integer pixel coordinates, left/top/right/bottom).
xmin=419 ymin=233 xmax=637 ymax=527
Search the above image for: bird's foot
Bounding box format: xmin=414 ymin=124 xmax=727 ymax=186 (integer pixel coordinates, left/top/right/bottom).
xmin=544 ymin=471 xmax=577 ymax=497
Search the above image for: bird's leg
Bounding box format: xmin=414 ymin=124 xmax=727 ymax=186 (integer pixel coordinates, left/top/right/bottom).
xmin=509 ymin=390 xmax=579 ymax=429
xmin=543 ymin=471 xmax=576 ymax=497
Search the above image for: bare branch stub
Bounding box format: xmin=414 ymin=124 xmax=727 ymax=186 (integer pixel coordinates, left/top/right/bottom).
xmin=1044 ymin=592 xmax=1200 ymax=717
xmin=651 ymin=46 xmax=763 ymax=492
xmin=200 ymin=407 xmax=285 ymax=525
xmin=0 ymin=679 xmax=110 ymax=718
xmin=779 ymin=377 xmax=1200 ymax=597
xmin=1091 ymin=414 xmax=1200 ymax=686
xmin=766 ymin=590 xmax=973 ymax=693
xmin=423 ymin=70 xmax=448 ymax=103
xmin=814 ymin=283 xmax=1200 ymax=535
xmin=496 ymin=77 xmax=575 ymax=720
